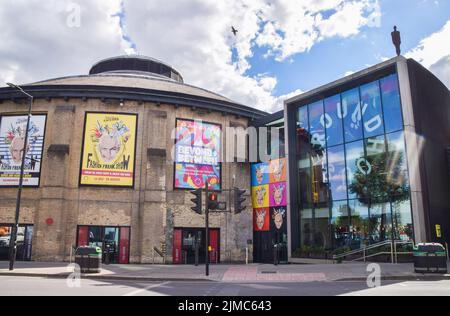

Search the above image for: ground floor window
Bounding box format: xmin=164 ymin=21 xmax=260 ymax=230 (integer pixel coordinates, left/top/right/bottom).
xmin=0 ymin=224 xmax=33 ymax=261
xmin=172 ymin=228 xmax=220 ymax=265
xmin=77 ymin=226 xmax=130 ymax=264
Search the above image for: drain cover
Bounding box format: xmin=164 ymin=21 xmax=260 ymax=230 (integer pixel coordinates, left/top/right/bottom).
xmin=260 ymin=271 xmax=277 ymax=274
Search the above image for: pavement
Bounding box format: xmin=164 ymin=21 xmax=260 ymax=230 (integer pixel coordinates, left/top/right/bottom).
xmin=1 ymin=261 xmax=449 ymax=283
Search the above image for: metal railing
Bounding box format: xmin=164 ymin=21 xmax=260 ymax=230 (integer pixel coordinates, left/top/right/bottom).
xmin=333 ymin=240 xmax=414 ymax=264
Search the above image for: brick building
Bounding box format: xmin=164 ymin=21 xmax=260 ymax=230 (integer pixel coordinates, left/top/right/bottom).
xmin=0 ymin=55 xmax=267 ymax=264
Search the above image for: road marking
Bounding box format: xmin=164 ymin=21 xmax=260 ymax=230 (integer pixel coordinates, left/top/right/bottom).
xmin=123 ymin=282 xmax=169 ymax=296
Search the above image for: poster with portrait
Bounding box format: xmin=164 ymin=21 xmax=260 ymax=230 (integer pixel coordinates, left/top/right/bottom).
xmin=174 ymin=119 xmax=221 ymax=190
xmin=80 ymin=112 xmax=137 ymax=187
xmin=269 ymin=182 xmax=287 ymax=207
xmin=252 ymin=185 xmax=269 ymax=208
xmin=251 ymin=162 xmax=269 ymax=186
xmin=270 ymin=207 xmax=287 ymax=232
xmin=253 ymin=208 xmax=270 ymax=232
xmin=269 ymin=158 xmax=286 ymax=183
xmin=0 ymin=114 xmax=47 ymax=187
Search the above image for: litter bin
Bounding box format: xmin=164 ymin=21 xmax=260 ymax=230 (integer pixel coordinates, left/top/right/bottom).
xmin=413 ymin=243 xmax=447 ymax=274
xmin=75 ymin=246 xmax=102 ymax=274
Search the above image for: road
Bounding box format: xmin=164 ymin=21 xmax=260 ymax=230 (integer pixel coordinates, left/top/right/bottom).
xmin=0 ymin=276 xmax=449 ymax=296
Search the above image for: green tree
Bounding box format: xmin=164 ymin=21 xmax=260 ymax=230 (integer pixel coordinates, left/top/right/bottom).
xmin=348 ymin=143 xmax=410 ymax=242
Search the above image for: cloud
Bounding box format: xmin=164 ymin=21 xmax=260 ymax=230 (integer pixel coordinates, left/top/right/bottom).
xmin=0 ymin=0 xmax=131 ymax=86
xmin=406 ymin=20 xmax=450 ymax=89
xmin=0 ymin=0 xmax=382 ymax=113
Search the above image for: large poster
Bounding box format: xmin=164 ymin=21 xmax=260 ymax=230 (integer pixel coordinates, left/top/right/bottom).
xmin=80 ymin=112 xmax=137 ymax=187
xmin=251 ymin=158 xmax=287 ymax=233
xmin=174 ymin=119 xmax=221 ymax=190
xmin=0 ymin=114 xmax=47 ymax=187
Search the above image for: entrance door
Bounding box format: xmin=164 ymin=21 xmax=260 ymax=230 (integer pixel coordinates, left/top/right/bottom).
xmin=173 ymin=228 xmax=220 ymax=265
xmin=77 ymin=226 xmax=130 ymax=264
xmin=0 ymin=225 xmax=33 ymax=261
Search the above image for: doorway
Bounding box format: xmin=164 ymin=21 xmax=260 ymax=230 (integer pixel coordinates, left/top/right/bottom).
xmin=173 ymin=228 xmax=220 ymax=265
xmin=0 ymin=225 xmax=33 ymax=261
xmin=77 ymin=226 xmax=130 ymax=264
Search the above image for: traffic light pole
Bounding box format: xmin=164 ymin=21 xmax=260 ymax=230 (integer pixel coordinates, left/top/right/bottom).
xmin=205 ymin=182 xmax=210 ymax=277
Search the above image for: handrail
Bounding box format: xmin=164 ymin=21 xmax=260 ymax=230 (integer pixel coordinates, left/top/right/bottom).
xmin=333 ymin=240 xmax=414 ymax=262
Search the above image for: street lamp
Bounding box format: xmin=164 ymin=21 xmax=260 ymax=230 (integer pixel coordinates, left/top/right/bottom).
xmin=6 ymin=82 xmax=33 ymax=271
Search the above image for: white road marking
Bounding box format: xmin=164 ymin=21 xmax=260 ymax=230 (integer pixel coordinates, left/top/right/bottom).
xmin=122 ymin=282 xmax=169 ymax=296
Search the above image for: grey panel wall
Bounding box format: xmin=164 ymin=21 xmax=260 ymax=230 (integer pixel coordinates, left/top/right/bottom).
xmin=407 ymin=59 xmax=450 ymax=246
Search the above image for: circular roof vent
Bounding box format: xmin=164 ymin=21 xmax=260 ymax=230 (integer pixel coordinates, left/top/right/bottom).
xmin=89 ymin=55 xmax=184 ymax=83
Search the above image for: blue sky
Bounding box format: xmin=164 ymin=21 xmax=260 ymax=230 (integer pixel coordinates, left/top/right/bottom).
xmin=244 ymin=0 xmax=450 ymax=97
xmin=0 ymin=0 xmax=449 ymax=113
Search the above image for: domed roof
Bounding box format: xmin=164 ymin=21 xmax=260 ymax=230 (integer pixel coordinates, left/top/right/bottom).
xmin=0 ymin=55 xmax=269 ymax=120
xmin=89 ymin=55 xmax=184 ymax=83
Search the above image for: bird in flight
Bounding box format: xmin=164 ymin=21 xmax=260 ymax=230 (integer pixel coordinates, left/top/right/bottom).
xmin=231 ymin=26 xmax=238 ymax=36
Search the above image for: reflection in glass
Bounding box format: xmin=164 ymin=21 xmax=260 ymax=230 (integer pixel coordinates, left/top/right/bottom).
xmin=364 ymin=136 xmax=388 ymax=199
xmin=294 ymin=73 xmax=413 ymax=258
xmin=324 ymin=94 xmax=344 ymax=147
xmin=349 ymin=199 xmax=369 ymax=249
xmin=392 ymin=200 xmax=414 ymax=241
xmin=309 ymin=101 xmax=326 ymax=148
xmin=381 ymin=74 xmax=403 ymax=133
xmin=360 ymin=81 xmax=384 ymax=138
xmin=342 ymin=88 xmax=363 ymax=142
xmin=298 ymin=157 xmax=312 ymax=209
xmin=369 ymin=202 xmax=391 ymax=244
xmin=311 ymin=148 xmax=329 ymax=204
xmin=345 ymin=140 xmax=365 ymax=199
xmin=331 ymin=200 xmax=349 ymax=249
xmin=298 ymin=106 xmax=309 ymax=131
xmin=327 ymin=145 xmax=347 ymax=201
xmin=386 ymin=132 xmax=409 ymax=195
xmin=300 ymin=208 xmax=314 ymax=247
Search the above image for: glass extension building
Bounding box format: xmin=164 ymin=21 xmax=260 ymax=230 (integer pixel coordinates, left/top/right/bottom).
xmin=250 ymin=56 xmax=450 ymax=263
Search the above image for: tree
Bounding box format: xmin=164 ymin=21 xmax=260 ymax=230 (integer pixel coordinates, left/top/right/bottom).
xmin=348 ymin=143 xmax=410 ymax=243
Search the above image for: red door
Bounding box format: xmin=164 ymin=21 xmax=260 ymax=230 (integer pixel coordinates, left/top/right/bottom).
xmin=209 ymin=229 xmax=219 ymax=264
xmin=173 ymin=229 xmax=182 ymax=264
xmin=119 ymin=227 xmax=130 ymax=264
xmin=77 ymin=226 xmax=89 ymax=247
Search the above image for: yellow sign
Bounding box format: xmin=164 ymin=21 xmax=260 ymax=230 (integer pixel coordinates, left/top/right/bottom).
xmin=80 ymin=112 xmax=137 ymax=187
xmin=436 ymin=225 xmax=442 ymax=238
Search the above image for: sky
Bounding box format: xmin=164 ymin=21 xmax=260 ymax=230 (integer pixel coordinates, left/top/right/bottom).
xmin=0 ymin=0 xmax=449 ymax=113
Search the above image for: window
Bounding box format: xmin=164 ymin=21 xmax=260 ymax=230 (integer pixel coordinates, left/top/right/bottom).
xmin=342 ymin=88 xmax=363 ymax=142
xmin=327 ymin=145 xmax=347 ymax=201
xmin=381 ymin=74 xmax=403 ymax=133
xmin=294 ymin=72 xmax=412 ymax=256
xmin=324 ymin=94 xmax=344 ymax=147
xmin=360 ymin=81 xmax=384 ymax=138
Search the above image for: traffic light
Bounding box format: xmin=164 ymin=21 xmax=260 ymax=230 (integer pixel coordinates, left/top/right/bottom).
xmin=190 ymin=189 xmax=202 ymax=214
xmin=234 ymin=188 xmax=246 ymax=214
xmin=207 ymin=192 xmax=218 ymax=211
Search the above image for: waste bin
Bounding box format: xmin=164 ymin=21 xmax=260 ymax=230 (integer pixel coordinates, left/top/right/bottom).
xmin=75 ymin=246 xmax=102 ymax=274
xmin=413 ymin=243 xmax=447 ymax=274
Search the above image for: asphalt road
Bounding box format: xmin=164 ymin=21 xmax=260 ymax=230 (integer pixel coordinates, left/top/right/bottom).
xmin=0 ymin=276 xmax=449 ymax=296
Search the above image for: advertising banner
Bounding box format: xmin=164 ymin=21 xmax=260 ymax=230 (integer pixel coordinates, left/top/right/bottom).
xmin=174 ymin=119 xmax=221 ymax=190
xmin=253 ymin=208 xmax=270 ymax=232
xmin=269 ymin=158 xmax=286 ymax=183
xmin=252 ymin=185 xmax=269 ymax=208
xmin=269 ymin=182 xmax=287 ymax=207
xmin=0 ymin=114 xmax=47 ymax=187
xmin=80 ymin=112 xmax=137 ymax=187
xmin=251 ymin=162 xmax=269 ymax=186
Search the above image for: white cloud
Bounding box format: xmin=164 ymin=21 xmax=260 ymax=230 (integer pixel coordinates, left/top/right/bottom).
xmin=0 ymin=0 xmax=131 ymax=85
xmin=0 ymin=0 xmax=382 ymax=113
xmin=406 ymin=20 xmax=450 ymax=89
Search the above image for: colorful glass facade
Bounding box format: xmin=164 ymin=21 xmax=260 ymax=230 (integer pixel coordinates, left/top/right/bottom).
xmin=294 ymin=73 xmax=413 ymax=257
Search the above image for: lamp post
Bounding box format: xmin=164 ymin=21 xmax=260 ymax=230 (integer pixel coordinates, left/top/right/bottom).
xmin=6 ymin=83 xmax=33 ymax=271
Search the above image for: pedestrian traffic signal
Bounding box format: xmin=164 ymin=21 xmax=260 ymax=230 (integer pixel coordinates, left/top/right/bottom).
xmin=207 ymin=192 xmax=219 ymax=211
xmin=234 ymin=188 xmax=246 ymax=214
xmin=190 ymin=189 xmax=202 ymax=214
